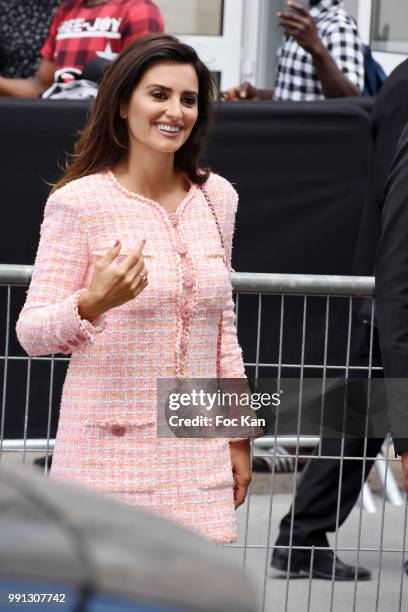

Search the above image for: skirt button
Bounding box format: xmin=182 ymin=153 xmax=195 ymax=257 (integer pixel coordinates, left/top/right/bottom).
xmin=111 ymin=425 xmax=126 ymax=437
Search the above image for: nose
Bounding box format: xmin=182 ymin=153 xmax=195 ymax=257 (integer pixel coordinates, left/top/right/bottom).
xmin=165 ymin=96 xmax=183 ymax=121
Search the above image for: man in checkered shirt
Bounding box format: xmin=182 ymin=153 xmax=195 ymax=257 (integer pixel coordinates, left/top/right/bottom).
xmin=0 ymin=0 xmax=164 ymax=97
xmin=224 ymin=0 xmax=364 ymax=101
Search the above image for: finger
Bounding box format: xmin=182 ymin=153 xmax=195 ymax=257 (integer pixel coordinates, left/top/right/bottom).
xmin=130 ymin=266 xmax=149 ymax=293
xmin=233 ymin=482 xmax=248 ymax=509
xmin=133 ymin=262 xmax=148 ymax=285
xmin=278 ymin=14 xmax=308 ymax=26
xmin=221 ymin=89 xmax=232 ymax=99
xmin=287 ymin=0 xmax=309 ymax=15
xmin=279 ymin=19 xmax=305 ymax=35
xmin=230 ymin=88 xmax=242 ymax=100
xmin=119 ymin=238 xmax=146 ymax=273
xmin=101 ymin=240 xmax=121 ymax=266
xmin=282 ymin=27 xmax=303 ymax=37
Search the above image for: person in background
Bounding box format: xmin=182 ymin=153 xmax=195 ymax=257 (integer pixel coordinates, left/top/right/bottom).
xmin=223 ymin=0 xmax=364 ymax=101
xmin=0 ymin=0 xmax=164 ymax=98
xmin=375 ymin=63 xmax=408 ymax=575
xmin=0 ymin=1 xmax=63 ymax=79
xmin=271 ymin=58 xmax=408 ymax=581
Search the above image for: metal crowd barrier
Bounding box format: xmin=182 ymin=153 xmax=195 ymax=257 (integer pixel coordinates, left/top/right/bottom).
xmin=1 ymin=265 xmax=407 ymax=612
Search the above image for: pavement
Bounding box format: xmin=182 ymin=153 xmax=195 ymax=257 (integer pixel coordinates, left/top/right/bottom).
xmin=2 ymin=453 xmax=407 ymax=612
xmin=220 ymin=490 xmax=408 ymax=612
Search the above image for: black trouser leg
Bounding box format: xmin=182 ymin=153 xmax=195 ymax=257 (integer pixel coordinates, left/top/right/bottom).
xmin=276 ymin=437 xmax=384 ymax=547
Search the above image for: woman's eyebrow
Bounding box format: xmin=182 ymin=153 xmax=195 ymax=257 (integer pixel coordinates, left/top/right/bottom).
xmin=147 ymin=84 xmax=198 ymax=95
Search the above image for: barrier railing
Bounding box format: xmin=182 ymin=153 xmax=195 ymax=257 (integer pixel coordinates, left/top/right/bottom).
xmin=1 ymin=265 xmax=407 ymax=612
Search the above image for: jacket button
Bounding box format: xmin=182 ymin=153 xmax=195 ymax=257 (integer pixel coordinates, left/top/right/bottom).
xmin=181 ymin=306 xmax=192 ymax=320
xmin=111 ymin=425 xmax=126 ymax=437
xmin=175 ymin=242 xmax=187 ymax=256
xmin=57 ymin=344 xmax=69 ymax=353
xmin=168 ymin=213 xmax=179 ymax=226
xmin=183 ymin=273 xmax=194 ymax=288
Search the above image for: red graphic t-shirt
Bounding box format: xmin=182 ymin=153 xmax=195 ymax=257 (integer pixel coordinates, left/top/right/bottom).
xmin=41 ymin=0 xmax=164 ymax=72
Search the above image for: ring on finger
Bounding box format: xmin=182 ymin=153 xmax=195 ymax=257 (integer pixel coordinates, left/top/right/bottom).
xmin=138 ymin=272 xmax=147 ymax=281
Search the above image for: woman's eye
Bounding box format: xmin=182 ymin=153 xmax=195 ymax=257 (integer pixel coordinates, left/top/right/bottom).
xmin=152 ymin=91 xmax=166 ymax=99
xmin=182 ymin=97 xmax=196 ymax=106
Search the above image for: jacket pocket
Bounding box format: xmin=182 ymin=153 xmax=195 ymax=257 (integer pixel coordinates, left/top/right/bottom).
xmin=81 ymin=416 xmax=156 ymax=493
xmin=195 ymin=249 xmax=230 ymax=310
xmin=194 ymin=438 xmax=234 ymax=490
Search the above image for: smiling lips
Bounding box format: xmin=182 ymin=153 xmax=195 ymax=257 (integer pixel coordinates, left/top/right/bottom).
xmin=156 ymin=123 xmax=183 ymax=137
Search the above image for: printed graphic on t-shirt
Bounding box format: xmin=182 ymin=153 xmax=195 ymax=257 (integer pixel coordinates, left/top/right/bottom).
xmin=56 ymin=17 xmax=122 ymax=40
xmin=40 ymin=0 xmax=164 ymax=71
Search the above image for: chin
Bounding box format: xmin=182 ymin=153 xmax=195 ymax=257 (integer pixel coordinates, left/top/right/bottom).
xmin=154 ymin=138 xmax=187 ymax=154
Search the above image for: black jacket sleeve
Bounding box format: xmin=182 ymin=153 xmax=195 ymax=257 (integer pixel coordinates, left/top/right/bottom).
xmin=376 ymin=123 xmax=408 ymax=455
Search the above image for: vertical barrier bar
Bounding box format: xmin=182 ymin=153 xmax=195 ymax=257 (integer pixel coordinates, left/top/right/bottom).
xmin=284 ymin=294 xmax=307 ymax=611
xmin=352 ymin=295 xmax=376 ymax=611
xmin=329 ymin=296 xmax=353 ymax=611
xmin=22 ymin=357 xmax=32 ymax=464
xmin=44 ymin=354 xmax=55 ymax=474
xmin=375 ymin=439 xmax=391 ymax=612
xmin=307 ymin=545 xmax=315 ymax=612
xmin=0 ymin=285 xmax=11 ymax=459
xmin=261 ymin=294 xmax=285 ymax=612
xmin=235 ymin=293 xmax=239 ymax=332
xmin=318 ymin=296 xmax=330 ymax=457
xmin=398 ymin=494 xmax=408 ymax=612
xmin=242 ymin=293 xmax=263 ymax=571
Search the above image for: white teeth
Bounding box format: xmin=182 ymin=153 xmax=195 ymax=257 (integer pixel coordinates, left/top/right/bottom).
xmin=157 ymin=124 xmax=181 ymax=133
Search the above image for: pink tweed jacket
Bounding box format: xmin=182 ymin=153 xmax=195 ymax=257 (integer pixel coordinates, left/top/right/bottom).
xmin=16 ymin=170 xmax=247 ymax=543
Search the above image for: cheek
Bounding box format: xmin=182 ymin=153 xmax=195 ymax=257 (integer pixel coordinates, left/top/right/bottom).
xmin=186 ymin=109 xmax=199 ymax=132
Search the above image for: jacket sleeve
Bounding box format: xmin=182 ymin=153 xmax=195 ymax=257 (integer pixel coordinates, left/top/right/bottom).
xmin=16 ymin=193 xmax=106 ymax=357
xmin=219 ymin=184 xmax=246 ymax=379
xmin=219 ymin=184 xmax=262 ymax=442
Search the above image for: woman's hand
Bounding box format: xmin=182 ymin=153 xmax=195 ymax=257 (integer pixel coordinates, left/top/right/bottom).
xmin=78 ymin=239 xmax=148 ymax=321
xmin=229 ymin=439 xmax=252 ymax=509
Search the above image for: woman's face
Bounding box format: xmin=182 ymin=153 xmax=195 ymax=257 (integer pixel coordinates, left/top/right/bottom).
xmin=121 ymin=61 xmax=199 ymax=156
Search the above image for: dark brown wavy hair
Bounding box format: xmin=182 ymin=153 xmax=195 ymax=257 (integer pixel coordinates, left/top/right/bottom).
xmin=52 ymin=34 xmax=218 ymax=192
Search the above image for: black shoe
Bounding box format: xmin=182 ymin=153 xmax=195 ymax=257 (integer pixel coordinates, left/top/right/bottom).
xmin=33 ymin=455 xmax=53 ymax=469
xmin=271 ymin=547 xmax=371 ymax=581
xmin=404 ymin=560 xmax=408 ymax=575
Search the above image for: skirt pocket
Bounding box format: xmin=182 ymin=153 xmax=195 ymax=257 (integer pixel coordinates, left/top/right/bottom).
xmin=80 ymin=416 xmax=156 ymax=493
xmin=193 ymin=438 xmax=234 ymax=490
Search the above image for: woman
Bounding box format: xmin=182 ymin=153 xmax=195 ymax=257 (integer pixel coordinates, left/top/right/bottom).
xmin=16 ymin=34 xmax=253 ymax=543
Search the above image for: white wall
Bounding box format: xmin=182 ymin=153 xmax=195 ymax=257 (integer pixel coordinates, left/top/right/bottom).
xmin=343 ymin=0 xmax=359 ymax=20
xmin=155 ymin=0 xmax=222 ymax=36
xmin=355 ymin=0 xmax=408 ymax=75
xmin=372 ymin=0 xmax=408 ymax=42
